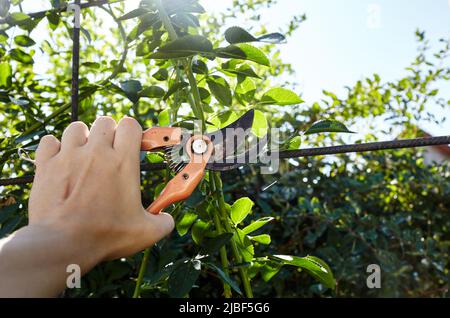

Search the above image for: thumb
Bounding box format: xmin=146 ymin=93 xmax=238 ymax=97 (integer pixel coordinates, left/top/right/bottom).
xmin=141 ymin=211 xmax=175 ymax=246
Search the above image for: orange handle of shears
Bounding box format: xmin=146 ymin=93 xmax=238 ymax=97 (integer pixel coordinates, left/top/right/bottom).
xmin=141 ymin=128 xmax=213 ymax=214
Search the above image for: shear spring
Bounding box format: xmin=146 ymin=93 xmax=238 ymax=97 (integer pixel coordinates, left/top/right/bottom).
xmin=18 ymin=148 xmax=36 ymax=165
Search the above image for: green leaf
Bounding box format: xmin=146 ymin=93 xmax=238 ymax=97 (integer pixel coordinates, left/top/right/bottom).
xmin=136 ymin=38 xmax=160 ymax=56
xmin=286 ymin=136 xmax=302 ymax=150
xmin=257 ymin=32 xmax=287 ymax=44
xmin=304 ymin=120 xmax=354 ymax=135
xmin=271 ymin=255 xmax=336 ymax=289
xmin=201 ymin=233 xmax=233 ymax=254
xmin=118 ymin=8 xmax=150 ymax=20
xmin=0 ymin=30 xmax=8 ymax=43
xmin=139 ymin=85 xmax=165 ymax=98
xmin=261 ymin=262 xmax=282 ymax=282
xmin=8 ymin=12 xmax=30 ymax=25
xmin=81 ymin=62 xmax=100 ymax=69
xmin=0 ymin=62 xmax=12 ymax=88
xmin=149 ymin=35 xmax=213 ymax=59
xmin=215 ymin=44 xmax=270 ymax=67
xmin=235 ymin=229 xmax=254 ymax=262
xmin=231 ymin=197 xmax=254 ymax=225
xmin=14 ymin=130 xmax=44 ymax=146
xmin=192 ymin=59 xmax=208 ymax=74
xmin=0 ymin=203 xmax=19 ymax=224
xmin=158 ymin=109 xmax=170 ymax=126
xmin=225 ymin=26 xmax=256 ymax=44
xmin=163 ymin=81 xmax=189 ymax=101
xmin=80 ymin=27 xmax=92 ymax=43
xmin=221 ymin=61 xmax=260 ymax=79
xmin=249 ymin=234 xmax=271 ymax=244
xmin=260 ymin=87 xmax=303 ymax=106
xmin=176 ymin=211 xmax=198 ymax=236
xmin=120 ymin=80 xmax=142 ymax=103
xmin=191 ymin=219 xmax=210 ymax=245
xmin=206 ymin=75 xmax=232 ymax=106
xmin=0 ymin=215 xmax=23 ymax=238
xmin=235 ymin=77 xmax=256 ymax=105
xmin=46 ymin=11 xmax=60 ymax=30
xmin=168 ymin=259 xmax=201 ymax=297
xmin=242 ymin=217 xmax=274 ymax=234
xmin=406 ymin=89 xmax=413 ymax=100
xmin=152 ymin=68 xmax=169 ymax=81
xmin=9 ymin=48 xmax=33 ymax=64
xmin=147 ymin=153 xmax=164 ymax=164
xmin=50 ymin=0 xmax=60 ymax=8
xmin=153 ymin=183 xmax=166 ymax=200
xmin=205 ymin=263 xmax=242 ymax=295
xmin=251 ymin=110 xmax=268 ymax=138
xmin=429 ymin=89 xmax=439 ymax=96
xmin=207 ymin=111 xmax=239 ymax=132
xmin=13 ymin=35 xmax=35 ymax=47
xmin=172 ymin=12 xmax=200 ymax=28
xmin=225 ymin=26 xmax=286 ymax=44
xmin=198 ymin=87 xmax=211 ymax=103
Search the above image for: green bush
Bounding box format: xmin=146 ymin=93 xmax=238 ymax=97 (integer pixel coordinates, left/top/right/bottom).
xmin=0 ymin=0 xmax=448 ymax=297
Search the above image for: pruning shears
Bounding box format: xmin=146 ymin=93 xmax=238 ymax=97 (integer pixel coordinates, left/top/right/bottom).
xmin=140 ymin=109 xmax=259 ymax=214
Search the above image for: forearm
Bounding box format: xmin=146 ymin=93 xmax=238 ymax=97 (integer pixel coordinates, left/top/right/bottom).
xmin=0 ymin=224 xmax=100 ymax=297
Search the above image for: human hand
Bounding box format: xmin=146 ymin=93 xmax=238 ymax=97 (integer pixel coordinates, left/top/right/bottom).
xmin=28 ymin=116 xmax=174 ymax=269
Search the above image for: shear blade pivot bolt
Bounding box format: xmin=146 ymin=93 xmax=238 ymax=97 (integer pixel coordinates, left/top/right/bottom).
xmin=192 ymin=139 xmax=208 ymax=154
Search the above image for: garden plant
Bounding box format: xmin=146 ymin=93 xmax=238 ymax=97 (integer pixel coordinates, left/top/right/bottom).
xmin=0 ymin=0 xmax=449 ymax=298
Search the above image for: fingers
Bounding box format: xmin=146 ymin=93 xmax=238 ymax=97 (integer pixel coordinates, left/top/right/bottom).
xmin=141 ymin=211 xmax=175 ymax=246
xmin=88 ymin=116 xmax=117 ymax=147
xmin=113 ymin=117 xmax=142 ymax=155
xmin=61 ymin=121 xmax=89 ymax=150
xmin=35 ymin=135 xmax=61 ymax=163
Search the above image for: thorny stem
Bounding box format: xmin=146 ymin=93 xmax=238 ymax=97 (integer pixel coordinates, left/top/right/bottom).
xmin=212 ymin=172 xmax=254 ymax=298
xmin=210 ymin=173 xmax=233 ymax=298
xmin=154 ymin=0 xmax=205 ymax=129
xmin=183 ymin=58 xmax=205 ymax=129
xmin=133 ymin=247 xmax=150 ymax=298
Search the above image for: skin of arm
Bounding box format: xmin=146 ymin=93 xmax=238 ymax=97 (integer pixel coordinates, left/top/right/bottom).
xmin=0 ymin=116 xmax=174 ymax=297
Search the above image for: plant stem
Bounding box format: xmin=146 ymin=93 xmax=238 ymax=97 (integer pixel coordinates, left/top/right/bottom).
xmin=155 ymin=0 xmax=204 ymax=129
xmin=133 ymin=247 xmax=150 ymax=298
xmin=154 ymin=0 xmax=177 ymax=40
xmin=210 ymin=173 xmax=233 ymax=298
xmin=213 ymin=173 xmax=254 ymax=298
xmin=183 ymin=58 xmax=205 ymax=128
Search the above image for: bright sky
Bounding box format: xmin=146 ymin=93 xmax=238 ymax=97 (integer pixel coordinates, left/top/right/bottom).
xmin=201 ymin=0 xmax=450 ymax=136
xmin=19 ymin=0 xmax=450 ymax=136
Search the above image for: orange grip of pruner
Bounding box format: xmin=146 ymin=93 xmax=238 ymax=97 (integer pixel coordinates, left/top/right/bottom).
xmin=141 ymin=127 xmax=213 ymax=214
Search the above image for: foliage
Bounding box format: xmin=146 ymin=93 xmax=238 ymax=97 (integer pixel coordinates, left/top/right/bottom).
xmin=0 ymin=0 xmax=449 ymax=298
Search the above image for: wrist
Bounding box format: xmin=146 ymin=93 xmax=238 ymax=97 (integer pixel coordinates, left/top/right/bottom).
xmin=25 ymin=222 xmax=104 ymax=274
